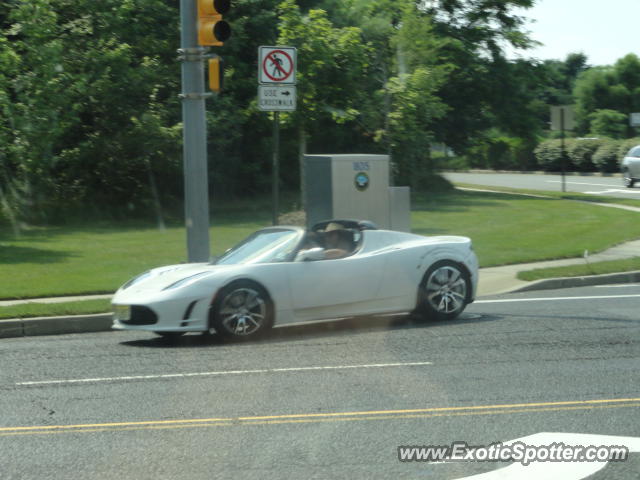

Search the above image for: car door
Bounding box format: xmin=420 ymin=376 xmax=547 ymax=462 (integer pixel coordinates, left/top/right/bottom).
xmin=287 ymin=252 xmax=386 ymax=321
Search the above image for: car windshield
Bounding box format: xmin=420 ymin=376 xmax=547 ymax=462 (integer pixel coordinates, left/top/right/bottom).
xmin=213 ymin=228 xmax=302 ymax=265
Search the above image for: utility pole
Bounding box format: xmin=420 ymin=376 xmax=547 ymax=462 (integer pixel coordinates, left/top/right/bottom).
xmin=179 ymin=0 xmax=210 ymax=262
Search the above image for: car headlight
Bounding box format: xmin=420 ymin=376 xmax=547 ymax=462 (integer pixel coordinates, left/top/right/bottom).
xmin=163 ymin=272 xmax=212 ymax=291
xmin=121 ymin=271 xmax=152 ymax=290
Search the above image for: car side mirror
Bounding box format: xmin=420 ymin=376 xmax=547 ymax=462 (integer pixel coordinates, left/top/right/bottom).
xmin=295 ymin=247 xmax=326 ymax=262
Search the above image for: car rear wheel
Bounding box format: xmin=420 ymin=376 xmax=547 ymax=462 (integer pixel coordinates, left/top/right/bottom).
xmin=210 ymin=281 xmax=274 ymax=339
xmin=416 ymin=260 xmax=469 ymax=321
xmin=623 ymin=170 xmax=635 ymax=188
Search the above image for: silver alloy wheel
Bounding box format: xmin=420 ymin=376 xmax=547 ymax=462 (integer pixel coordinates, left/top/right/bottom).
xmin=623 ymin=171 xmax=634 ymax=188
xmin=218 ymin=287 xmax=266 ymax=336
xmin=424 ymin=265 xmax=467 ymax=314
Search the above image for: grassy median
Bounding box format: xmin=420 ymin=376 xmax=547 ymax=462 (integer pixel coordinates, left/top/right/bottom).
xmin=0 ymin=299 xmax=111 ymax=320
xmin=517 ymin=257 xmax=640 ymax=281
xmin=454 ymin=182 xmax=640 ymax=208
xmin=0 ymin=220 xmax=266 ymax=299
xmin=412 ymin=190 xmax=640 ymax=266
xmin=2 ymin=189 xmax=640 ymax=301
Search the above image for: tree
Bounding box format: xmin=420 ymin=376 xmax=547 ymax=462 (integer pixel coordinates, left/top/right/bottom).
xmin=574 ymin=53 xmax=640 ymax=137
xmin=0 ymin=33 xmax=21 ymax=233
xmin=539 ymin=53 xmax=589 ymax=105
xmin=2 ymin=0 xmax=184 ymax=222
xmin=415 ymin=0 xmax=538 ymax=153
xmin=276 ymin=0 xmax=370 ymax=199
xmin=589 ymin=109 xmax=627 ymax=139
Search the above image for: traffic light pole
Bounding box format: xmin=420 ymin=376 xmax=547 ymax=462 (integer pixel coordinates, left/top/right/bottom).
xmin=180 ymin=0 xmax=211 ymax=262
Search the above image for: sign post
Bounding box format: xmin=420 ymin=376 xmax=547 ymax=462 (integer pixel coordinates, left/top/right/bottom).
xmin=258 ymin=46 xmax=297 ymax=225
xmin=550 ymin=105 xmax=575 ymax=193
xmin=272 ymin=112 xmax=280 ymax=226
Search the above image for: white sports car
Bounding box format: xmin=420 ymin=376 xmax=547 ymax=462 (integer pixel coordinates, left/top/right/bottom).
xmin=112 ymin=219 xmax=478 ymax=339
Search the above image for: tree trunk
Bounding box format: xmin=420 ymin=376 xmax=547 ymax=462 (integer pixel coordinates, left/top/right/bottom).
xmin=146 ymin=159 xmax=166 ymax=232
xmin=0 ymin=183 xmax=20 ymax=238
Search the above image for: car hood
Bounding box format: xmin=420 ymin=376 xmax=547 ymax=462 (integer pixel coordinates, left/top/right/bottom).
xmin=119 ymin=262 xmax=237 ymax=294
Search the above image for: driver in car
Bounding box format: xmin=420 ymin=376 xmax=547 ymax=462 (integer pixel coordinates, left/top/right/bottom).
xmin=322 ymin=222 xmax=355 ymax=259
xmin=295 ymin=222 xmax=355 ymax=261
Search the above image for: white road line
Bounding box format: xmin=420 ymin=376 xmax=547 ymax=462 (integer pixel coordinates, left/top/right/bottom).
xmin=15 ymin=362 xmax=433 ymax=387
xmin=546 ymin=180 xmax=619 ymax=187
xmin=594 ymin=284 xmax=640 ymax=288
xmin=476 ymin=294 xmax=640 ymax=304
xmin=455 ymin=432 xmax=640 ymax=480
xmin=584 ymin=189 xmax=640 ymax=195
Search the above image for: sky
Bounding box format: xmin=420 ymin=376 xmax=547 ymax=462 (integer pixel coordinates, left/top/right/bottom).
xmin=508 ymin=0 xmax=639 ymax=66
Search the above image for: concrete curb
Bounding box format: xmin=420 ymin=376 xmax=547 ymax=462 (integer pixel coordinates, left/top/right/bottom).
xmin=2 ymin=271 xmax=639 ymax=338
xmin=508 ymin=270 xmax=640 ymax=294
xmin=0 ymin=313 xmax=112 ymax=339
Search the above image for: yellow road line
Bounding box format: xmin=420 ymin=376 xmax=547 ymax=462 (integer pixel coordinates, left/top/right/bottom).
xmin=2 ymin=403 xmax=639 ymax=437
xmin=235 ymin=397 xmax=640 ymax=420
xmin=1 ymin=398 xmax=639 ymax=437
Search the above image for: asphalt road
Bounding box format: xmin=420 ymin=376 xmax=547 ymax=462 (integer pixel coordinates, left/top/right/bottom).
xmin=1 ymin=285 xmax=639 ymax=479
xmin=443 ymin=172 xmax=640 ymax=199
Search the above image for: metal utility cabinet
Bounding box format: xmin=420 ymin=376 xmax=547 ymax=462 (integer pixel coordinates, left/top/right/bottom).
xmin=304 ymin=154 xmax=410 ymax=231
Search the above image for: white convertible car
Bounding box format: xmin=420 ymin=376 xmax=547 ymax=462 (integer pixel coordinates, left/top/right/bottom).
xmin=112 ymin=219 xmax=478 ymax=339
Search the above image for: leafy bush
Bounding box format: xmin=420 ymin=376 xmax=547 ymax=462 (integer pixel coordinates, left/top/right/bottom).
xmin=463 ymin=132 xmax=537 ymax=170
xmin=433 ymin=154 xmax=470 ymax=171
xmin=617 ymin=137 xmax=640 ymax=158
xmin=534 ymin=139 xmax=571 ymax=171
xmin=592 ymin=139 xmax=622 ymax=173
xmin=567 ymin=138 xmax=602 ymax=171
xmin=535 ymin=137 xmax=606 ymax=172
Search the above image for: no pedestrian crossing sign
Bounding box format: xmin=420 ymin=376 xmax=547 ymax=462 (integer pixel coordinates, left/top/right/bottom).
xmin=259 ymin=46 xmax=297 ymax=85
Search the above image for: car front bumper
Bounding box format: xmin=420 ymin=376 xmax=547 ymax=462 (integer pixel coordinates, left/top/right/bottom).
xmin=111 ymin=294 xmax=211 ymax=333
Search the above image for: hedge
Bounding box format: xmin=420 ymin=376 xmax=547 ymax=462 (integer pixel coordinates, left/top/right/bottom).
xmin=535 ymin=137 xmax=640 ymax=173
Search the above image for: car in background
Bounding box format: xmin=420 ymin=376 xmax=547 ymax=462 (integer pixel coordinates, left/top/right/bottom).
xmin=621 ymin=145 xmax=640 ymax=188
xmin=112 ymin=219 xmax=478 ymax=340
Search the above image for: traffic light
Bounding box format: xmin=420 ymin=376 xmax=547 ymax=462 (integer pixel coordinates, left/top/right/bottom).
xmin=208 ymin=57 xmax=223 ymax=92
xmin=197 ymin=0 xmax=231 ymax=47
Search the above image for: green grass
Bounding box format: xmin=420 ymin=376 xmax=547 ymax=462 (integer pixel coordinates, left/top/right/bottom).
xmin=0 ymin=217 xmax=270 ymax=299
xmin=2 ymin=189 xmax=640 ymax=300
xmin=412 ymin=190 xmax=640 ymax=267
xmin=517 ymin=258 xmax=640 ymax=281
xmin=454 ymin=182 xmax=640 ymax=208
xmin=0 ymin=299 xmax=111 ymax=319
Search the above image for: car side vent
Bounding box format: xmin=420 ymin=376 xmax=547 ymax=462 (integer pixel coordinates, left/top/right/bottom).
xmin=183 ymin=300 xmax=198 ymax=320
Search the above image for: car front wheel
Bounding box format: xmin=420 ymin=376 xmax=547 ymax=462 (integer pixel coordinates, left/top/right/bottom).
xmin=623 ymin=170 xmax=635 ymax=188
xmin=416 ymin=261 xmax=470 ymax=321
xmin=210 ymin=281 xmax=274 ymax=339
